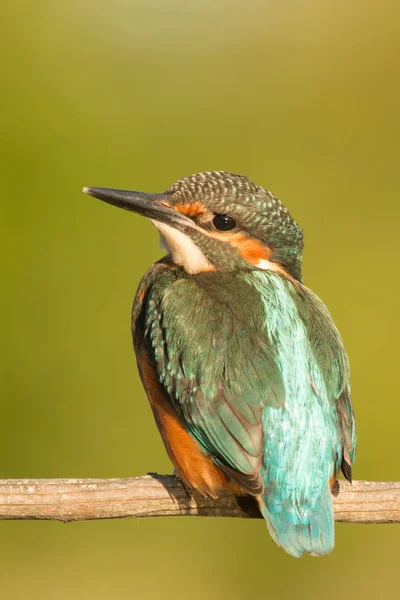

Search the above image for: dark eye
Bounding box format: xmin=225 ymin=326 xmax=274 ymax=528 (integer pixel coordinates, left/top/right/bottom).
xmin=212 ymin=214 xmax=237 ymax=232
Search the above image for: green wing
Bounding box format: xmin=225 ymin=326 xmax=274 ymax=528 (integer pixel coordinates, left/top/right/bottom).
xmin=133 ymin=264 xmax=356 ymax=496
xmin=133 ymin=265 xmax=284 ymax=494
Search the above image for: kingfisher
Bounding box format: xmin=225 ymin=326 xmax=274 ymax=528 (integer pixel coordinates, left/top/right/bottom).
xmin=83 ymin=171 xmax=356 ymax=557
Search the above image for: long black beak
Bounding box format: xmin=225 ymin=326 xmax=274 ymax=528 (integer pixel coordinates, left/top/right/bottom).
xmin=82 ymin=187 xmax=194 ymax=229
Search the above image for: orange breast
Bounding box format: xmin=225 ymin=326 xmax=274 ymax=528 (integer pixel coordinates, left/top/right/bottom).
xmin=137 ymin=351 xmax=243 ymax=498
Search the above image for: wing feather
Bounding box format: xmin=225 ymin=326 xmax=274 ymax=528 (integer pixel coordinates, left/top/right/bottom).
xmin=133 ymin=264 xmax=356 ymax=501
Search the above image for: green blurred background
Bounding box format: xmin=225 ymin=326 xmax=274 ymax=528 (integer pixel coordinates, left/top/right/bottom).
xmin=1 ymin=0 xmax=399 ymax=598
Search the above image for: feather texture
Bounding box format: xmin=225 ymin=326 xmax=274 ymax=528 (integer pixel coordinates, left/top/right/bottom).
xmin=132 ymin=261 xmax=356 ymax=556
xmin=246 ymin=272 xmax=355 ymax=555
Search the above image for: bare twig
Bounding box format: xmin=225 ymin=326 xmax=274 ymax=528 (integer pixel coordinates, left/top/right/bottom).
xmin=0 ymin=475 xmax=398 ymax=524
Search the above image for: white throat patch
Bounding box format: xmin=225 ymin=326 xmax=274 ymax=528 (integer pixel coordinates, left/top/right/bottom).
xmin=151 ymin=220 xmax=214 ymax=274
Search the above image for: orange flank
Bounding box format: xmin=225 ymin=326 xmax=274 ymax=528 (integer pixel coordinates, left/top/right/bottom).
xmin=137 ymin=350 xmax=243 ymax=498
xmin=135 ymin=288 xmax=146 ymax=303
xmin=174 ymin=201 xmax=207 ymax=217
xmin=329 ymin=472 xmax=338 ymax=491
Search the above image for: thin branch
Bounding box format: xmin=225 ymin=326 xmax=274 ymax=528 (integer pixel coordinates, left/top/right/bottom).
xmin=0 ymin=475 xmax=398 ymax=523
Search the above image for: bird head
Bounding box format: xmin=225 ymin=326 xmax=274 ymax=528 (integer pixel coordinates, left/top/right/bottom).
xmin=83 ymin=171 xmax=304 ymax=281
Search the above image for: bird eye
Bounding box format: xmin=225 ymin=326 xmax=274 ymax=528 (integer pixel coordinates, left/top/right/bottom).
xmin=212 ymin=214 xmax=237 ymax=232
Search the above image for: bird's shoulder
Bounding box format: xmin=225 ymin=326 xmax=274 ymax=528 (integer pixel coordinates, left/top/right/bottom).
xmin=131 ymin=257 xmax=184 ymax=335
xmin=132 ymin=263 xmax=271 ymax=338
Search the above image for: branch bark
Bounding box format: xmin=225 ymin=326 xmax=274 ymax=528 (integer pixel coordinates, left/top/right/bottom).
xmin=0 ymin=475 xmax=398 ymax=524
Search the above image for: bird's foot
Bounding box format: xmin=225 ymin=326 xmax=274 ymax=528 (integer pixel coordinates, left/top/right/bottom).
xmin=173 ymin=468 xmax=193 ymax=500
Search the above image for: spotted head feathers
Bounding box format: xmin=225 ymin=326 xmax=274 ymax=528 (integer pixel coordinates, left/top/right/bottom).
xmin=164 ymin=172 xmax=304 ymax=280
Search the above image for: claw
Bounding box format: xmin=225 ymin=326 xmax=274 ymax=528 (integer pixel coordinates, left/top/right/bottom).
xmin=173 ymin=468 xmax=193 ymax=500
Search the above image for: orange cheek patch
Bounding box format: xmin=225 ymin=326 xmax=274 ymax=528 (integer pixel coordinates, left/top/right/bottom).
xmin=210 ymin=232 xmax=272 ymax=265
xmin=174 ymin=201 xmax=207 ymax=217
xmin=207 ymin=231 xmax=298 ymax=283
xmin=232 ymin=234 xmax=272 ymax=264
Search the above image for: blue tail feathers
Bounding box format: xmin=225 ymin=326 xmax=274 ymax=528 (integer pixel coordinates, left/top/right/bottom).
xmin=259 ymin=484 xmax=335 ymax=558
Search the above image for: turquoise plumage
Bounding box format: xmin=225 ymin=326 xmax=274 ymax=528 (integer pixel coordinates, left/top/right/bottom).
xmin=84 ymin=171 xmax=357 ymax=557
xmin=252 ymin=272 xmax=355 ymax=556
xmin=132 ymin=265 xmax=355 ymax=556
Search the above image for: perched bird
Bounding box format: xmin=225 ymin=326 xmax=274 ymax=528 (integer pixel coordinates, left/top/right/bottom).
xmin=83 ymin=172 xmax=356 ymax=557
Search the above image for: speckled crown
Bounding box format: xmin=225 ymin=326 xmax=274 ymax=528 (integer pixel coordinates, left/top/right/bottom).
xmin=166 ymin=171 xmax=304 ymax=280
